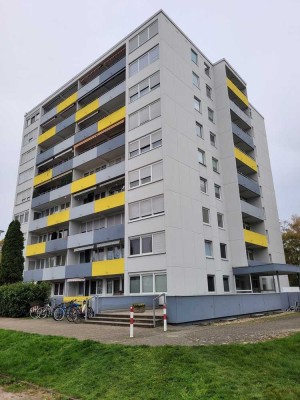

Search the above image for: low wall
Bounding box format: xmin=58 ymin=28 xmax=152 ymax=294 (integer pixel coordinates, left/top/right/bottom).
xmin=92 ymin=295 xmax=156 ymax=314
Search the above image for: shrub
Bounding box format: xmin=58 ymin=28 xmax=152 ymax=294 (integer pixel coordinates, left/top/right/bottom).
xmin=0 ymin=282 xmax=51 ymax=317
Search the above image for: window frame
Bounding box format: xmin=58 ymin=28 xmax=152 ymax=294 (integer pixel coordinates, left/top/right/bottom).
xmin=214 ymin=184 xmax=221 ymax=199
xmin=207 ymin=275 xmax=215 ymax=292
xmin=194 ymin=96 xmax=201 ymax=113
xmin=129 ymin=45 xmax=159 ymax=77
xmin=129 ymin=99 xmax=161 ymax=130
xmin=206 ymin=84 xmax=212 ymax=99
xmin=195 ymin=122 xmax=203 ymax=138
xmin=128 ymin=130 xmax=162 ymax=159
xmin=200 ymin=177 xmax=208 ymax=194
xmin=208 ymin=107 xmax=214 ymax=122
xmin=128 ymin=161 xmax=163 ymax=189
xmin=223 ymin=276 xmax=230 ymax=292
xmin=212 ymin=157 xmax=219 ymax=173
xmin=192 ymin=72 xmax=200 ymax=88
xmin=128 ymin=195 xmax=164 ymax=221
xmin=220 ymin=243 xmax=227 ymax=260
xmin=202 ymin=207 xmax=210 ymax=225
xmin=210 ymin=132 xmax=216 ymax=147
xmin=129 ymin=71 xmax=160 ymax=103
xmin=204 ymin=62 xmax=211 ymax=77
xmin=129 ymin=231 xmax=165 ymax=257
xmin=198 ymin=148 xmax=206 ymax=166
xmin=217 ymin=213 xmax=224 ymax=228
xmin=205 ymin=240 xmax=213 ymax=258
xmin=129 ymin=272 xmax=167 ymax=294
xmin=129 ymin=20 xmax=158 ymax=53
xmin=191 ymin=49 xmax=198 ymax=65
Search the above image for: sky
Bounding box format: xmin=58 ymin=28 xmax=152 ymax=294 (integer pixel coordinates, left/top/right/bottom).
xmin=0 ymin=0 xmax=299 ymax=235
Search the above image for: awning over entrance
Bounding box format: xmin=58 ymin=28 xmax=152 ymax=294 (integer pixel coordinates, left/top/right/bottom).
xmin=67 ymin=278 xmax=86 ymax=282
xmin=233 ymin=263 xmax=300 ymax=276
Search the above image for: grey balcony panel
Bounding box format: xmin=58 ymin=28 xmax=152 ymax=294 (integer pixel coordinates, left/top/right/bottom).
xmin=65 ymin=263 xmax=92 ymax=279
xmin=241 ymin=200 xmax=265 ymax=221
xmin=100 ymin=82 xmax=126 ymax=106
xmin=94 ymin=224 xmax=125 ymax=244
xmin=56 ymin=114 xmax=75 ymax=134
xmin=96 ymin=161 xmax=125 ymax=185
xmin=32 ymin=192 xmax=51 ymax=208
xmin=46 ymin=238 xmax=68 ymax=253
xmin=24 ymin=269 xmax=43 ymax=282
xmin=78 ymin=57 xmax=126 ymax=100
xmin=232 ymin=123 xmax=255 ymax=150
xmin=73 ymin=148 xmax=98 ymax=169
xmin=248 ymin=260 xmax=264 ymax=267
xmin=43 ymin=266 xmax=66 ymax=281
xmin=70 ymin=203 xmax=94 ymax=220
xmin=68 ymin=231 xmax=95 ymax=249
xmin=40 ymin=108 xmax=57 ymax=125
xmin=49 ymin=184 xmax=71 ymax=202
xmin=74 ymin=122 xmax=98 ymax=144
xmin=97 ymin=133 xmax=125 ymax=157
xmin=230 ymin=100 xmax=251 ymax=127
xmin=238 ymin=173 xmax=261 ymax=196
xmin=53 ymin=159 xmax=73 ymax=178
xmin=29 ymin=217 xmax=47 ymax=232
xmin=36 ymin=147 xmax=55 ymax=165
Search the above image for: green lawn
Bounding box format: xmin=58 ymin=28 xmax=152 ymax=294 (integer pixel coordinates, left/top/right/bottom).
xmin=0 ymin=329 xmax=299 ymax=400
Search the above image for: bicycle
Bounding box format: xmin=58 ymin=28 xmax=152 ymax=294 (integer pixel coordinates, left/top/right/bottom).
xmin=68 ymin=302 xmax=95 ymax=323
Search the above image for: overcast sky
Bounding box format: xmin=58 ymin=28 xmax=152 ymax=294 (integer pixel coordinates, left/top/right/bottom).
xmin=0 ymin=0 xmax=299 ymax=235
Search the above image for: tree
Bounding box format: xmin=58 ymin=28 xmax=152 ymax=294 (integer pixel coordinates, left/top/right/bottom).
xmin=0 ymin=220 xmax=24 ymax=285
xmin=281 ymin=215 xmax=300 ymax=286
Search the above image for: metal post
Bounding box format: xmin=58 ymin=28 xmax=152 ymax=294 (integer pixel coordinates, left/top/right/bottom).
xmin=130 ymin=306 xmax=134 ymax=338
xmin=163 ymin=303 xmax=167 ymax=332
xmin=276 ymin=272 xmax=281 ymax=293
xmin=153 ymin=298 xmax=156 ymax=328
xmin=249 ymin=274 xmax=253 ymax=293
xmin=84 ymin=300 xmax=88 ymax=321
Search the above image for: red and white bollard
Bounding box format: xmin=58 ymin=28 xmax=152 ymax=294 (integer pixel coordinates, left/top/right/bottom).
xmin=163 ymin=303 xmax=167 ymax=332
xmin=130 ymin=305 xmax=134 ymax=338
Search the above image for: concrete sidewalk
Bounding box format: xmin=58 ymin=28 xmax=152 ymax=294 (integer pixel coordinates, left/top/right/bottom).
xmin=0 ymin=312 xmax=300 ymax=346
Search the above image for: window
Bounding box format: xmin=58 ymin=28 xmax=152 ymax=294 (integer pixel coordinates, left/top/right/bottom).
xmin=130 ymin=276 xmax=140 ymax=293
xmin=129 ymin=20 xmax=158 ymax=52
xmin=54 ymin=282 xmax=64 ymax=296
xmin=195 ymin=122 xmax=203 ymax=138
xmin=14 ymin=210 xmax=29 ymax=224
xmin=205 ymin=240 xmax=213 ymax=258
xmin=202 ymin=207 xmax=210 ymax=224
xmin=129 ymin=100 xmax=161 ymax=130
xmin=212 ymin=157 xmax=219 ymax=173
xmin=142 ymin=275 xmax=153 ymax=293
xmin=246 ymin=248 xmax=254 ymax=261
xmin=129 ymin=161 xmax=163 ymax=189
xmin=20 ymin=147 xmax=36 ymax=165
xmin=192 ymin=72 xmax=200 ymax=88
xmin=80 ymin=214 xmax=124 ymax=233
xmin=194 ymin=97 xmax=201 ymax=112
xmin=129 ymin=130 xmax=162 ymax=158
xmin=207 ymin=275 xmax=215 ymax=292
xmin=214 ymin=184 xmax=221 ymax=199
xmin=129 ymin=71 xmax=160 ymax=103
xmin=18 ymin=167 xmax=33 ymax=184
xmin=129 ymin=231 xmax=165 ymax=256
xmin=223 ymin=276 xmax=230 ymax=292
xmin=204 ymin=62 xmax=210 ymax=77
xmin=210 ymin=132 xmax=216 ymax=147
xmin=200 ymin=177 xmax=207 ymax=193
xmin=206 ymin=85 xmax=212 ymax=99
xmin=16 ymin=188 xmax=31 ymax=205
xmin=23 ymin=129 xmax=37 ymax=146
xmin=26 ymin=112 xmax=39 ymax=127
xmin=129 ymin=45 xmax=159 ymax=77
xmin=220 ymin=243 xmax=227 ymax=259
xmin=130 ymin=272 xmax=167 ymax=294
xmin=198 ymin=149 xmax=206 ymax=165
xmin=191 ymin=49 xmax=198 ymax=64
xmin=129 ymin=195 xmax=164 ymax=221
xmin=217 ymin=213 xmax=224 ymax=228
xmin=208 ymin=108 xmax=214 ymax=122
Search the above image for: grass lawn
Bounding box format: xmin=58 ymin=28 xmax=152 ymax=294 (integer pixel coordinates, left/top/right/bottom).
xmin=0 ymin=329 xmax=299 ymax=400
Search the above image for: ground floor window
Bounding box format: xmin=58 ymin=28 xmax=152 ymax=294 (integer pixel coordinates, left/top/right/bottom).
xmin=223 ymin=276 xmax=230 ymax=292
xmin=53 ymin=282 xmax=64 ymax=296
xmin=129 ymin=272 xmax=167 ymax=294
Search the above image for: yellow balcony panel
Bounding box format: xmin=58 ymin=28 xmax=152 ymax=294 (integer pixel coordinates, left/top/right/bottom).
xmin=33 ymin=169 xmax=53 ymax=187
xmin=244 ymin=229 xmax=268 ymax=248
xmin=94 ymin=192 xmax=125 ymax=214
xmin=234 ymin=147 xmax=258 ymax=172
xmin=71 ymin=173 xmax=96 ymax=194
xmin=57 ymin=92 xmax=78 ymax=113
xmin=227 ymin=78 xmax=249 ymax=107
xmin=47 ymin=209 xmax=70 ymax=227
xmin=92 ymin=258 xmax=125 ymax=277
xmin=26 ymin=242 xmax=46 ymax=257
xmin=63 ymin=296 xmax=91 ymax=304
xmin=38 ymin=126 xmax=56 ymax=145
xmin=97 ymin=106 xmax=126 ymax=132
xmin=75 ymin=99 xmax=100 ymax=122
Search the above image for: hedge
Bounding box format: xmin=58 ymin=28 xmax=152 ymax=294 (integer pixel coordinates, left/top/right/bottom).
xmin=0 ymin=282 xmax=51 ymax=317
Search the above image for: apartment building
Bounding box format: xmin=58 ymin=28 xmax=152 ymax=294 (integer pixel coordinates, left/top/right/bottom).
xmin=14 ymin=10 xmax=294 ymax=316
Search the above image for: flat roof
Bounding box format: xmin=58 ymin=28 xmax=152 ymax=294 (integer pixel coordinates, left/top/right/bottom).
xmin=233 ymin=264 xmax=300 ymax=276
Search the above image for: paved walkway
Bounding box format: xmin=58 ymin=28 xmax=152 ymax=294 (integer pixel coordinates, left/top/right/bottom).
xmin=0 ymin=312 xmax=300 ymax=346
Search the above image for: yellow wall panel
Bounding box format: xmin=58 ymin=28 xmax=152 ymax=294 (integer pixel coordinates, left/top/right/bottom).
xmin=92 ymin=258 xmax=125 ymax=277
xmin=234 ymin=147 xmax=258 ymax=172
xmin=97 ymin=107 xmax=126 ymax=132
xmin=94 ymin=192 xmax=125 ymax=214
xmin=33 ymin=169 xmax=53 ymax=187
xmin=26 ymin=242 xmax=46 ymax=257
xmin=244 ymin=229 xmax=268 ymax=248
xmin=75 ymin=99 xmax=100 ymax=122
xmin=63 ymin=296 xmax=91 ymax=303
xmin=57 ymin=93 xmax=78 ymax=113
xmin=38 ymin=126 xmax=56 ymax=145
xmin=47 ymin=209 xmax=70 ymax=227
xmin=227 ymin=78 xmax=249 ymax=107
xmin=71 ymin=174 xmax=97 ymax=194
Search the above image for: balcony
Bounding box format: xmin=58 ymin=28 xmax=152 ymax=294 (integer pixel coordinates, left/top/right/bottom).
xmin=234 ymin=147 xmax=257 ymax=174
xmin=244 ymin=229 xmax=268 ymax=248
xmin=227 ymin=78 xmax=249 ymax=107
xmin=92 ymin=258 xmax=124 ymax=277
xmin=241 ymin=200 xmax=265 ymax=223
xmin=29 ymin=209 xmax=70 ymax=232
xmin=232 ymin=123 xmax=254 ymax=152
xmin=67 ymin=224 xmax=124 ymax=249
xmin=31 ymin=183 xmax=71 ymax=208
xmin=37 ymin=137 xmax=74 ymax=166
xmin=230 ymin=100 xmax=251 ymax=129
xmin=237 ymin=173 xmax=260 ymax=198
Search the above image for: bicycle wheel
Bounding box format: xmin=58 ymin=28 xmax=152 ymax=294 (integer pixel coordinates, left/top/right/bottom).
xmin=38 ymin=306 xmax=49 ymax=319
xmin=72 ymin=308 xmax=83 ymax=324
xmin=53 ymin=307 xmax=65 ymax=321
xmin=66 ymin=307 xmax=77 ymax=322
xmin=87 ymin=307 xmax=95 ymax=319
xmin=30 ymin=306 xmax=40 ymax=319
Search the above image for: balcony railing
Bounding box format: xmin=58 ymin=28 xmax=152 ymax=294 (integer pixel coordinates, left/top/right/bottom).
xmin=240 ymin=200 xmax=265 ymax=221
xmin=243 ymin=229 xmax=268 ymax=248
xmin=230 ymin=100 xmax=251 ymax=128
xmin=232 ymin=122 xmax=255 ymax=151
